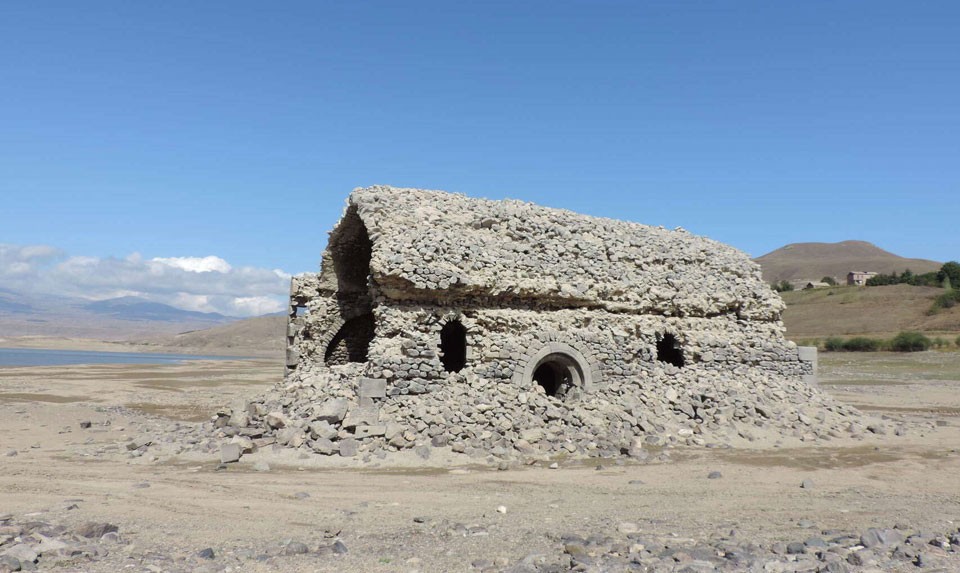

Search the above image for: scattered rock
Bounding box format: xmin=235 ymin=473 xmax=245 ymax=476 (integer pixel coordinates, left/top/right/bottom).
xmin=220 ymin=443 xmax=242 ymax=463
xmin=707 ymin=471 xmax=722 ymax=479
xmin=74 ymin=522 xmax=118 ymax=539
xmin=786 ymin=541 xmax=806 ymax=554
xmin=1 ymin=544 xmax=35 ymax=564
xmin=0 ymin=555 xmax=20 ymax=572
xmin=338 ymin=438 xmax=358 ymax=458
xmin=197 ymin=547 xmax=215 ymax=559
xmin=281 ymin=541 xmax=309 ymax=555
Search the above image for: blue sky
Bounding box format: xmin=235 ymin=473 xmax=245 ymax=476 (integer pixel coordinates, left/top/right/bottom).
xmin=1 ymin=2 xmax=958 ymax=314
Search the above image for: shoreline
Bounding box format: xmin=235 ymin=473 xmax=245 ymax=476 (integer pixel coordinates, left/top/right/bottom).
xmin=0 ymin=335 xmax=281 ymax=359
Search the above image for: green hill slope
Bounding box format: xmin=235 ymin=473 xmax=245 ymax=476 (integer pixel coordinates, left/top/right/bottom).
xmin=781 ymin=284 xmax=960 ymax=339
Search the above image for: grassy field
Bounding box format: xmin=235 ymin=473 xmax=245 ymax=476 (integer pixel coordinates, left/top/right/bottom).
xmin=781 ymin=284 xmax=960 ymax=340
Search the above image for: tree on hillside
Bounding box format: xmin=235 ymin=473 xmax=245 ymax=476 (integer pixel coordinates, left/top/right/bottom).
xmin=821 ymin=276 xmax=837 ymax=286
xmin=914 ymin=271 xmax=940 ymax=287
xmin=866 ymin=271 xmax=899 ymax=286
xmin=938 ymin=261 xmax=960 ymax=289
xmin=772 ymin=280 xmax=793 ymax=292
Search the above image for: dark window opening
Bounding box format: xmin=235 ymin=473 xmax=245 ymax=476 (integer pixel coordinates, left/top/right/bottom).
xmin=324 ymin=314 xmax=375 ymax=366
xmin=330 ymin=207 xmax=373 ymax=294
xmin=439 ymin=320 xmax=467 ymax=373
xmin=656 ymin=333 xmax=685 ymax=368
xmin=532 ymin=353 xmax=583 ymax=399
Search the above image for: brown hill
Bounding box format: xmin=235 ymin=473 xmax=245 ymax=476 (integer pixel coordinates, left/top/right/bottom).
xmin=754 ymin=240 xmax=941 ymax=284
xmin=146 ymin=315 xmax=287 ymax=358
xmin=781 ymin=284 xmax=960 ymax=340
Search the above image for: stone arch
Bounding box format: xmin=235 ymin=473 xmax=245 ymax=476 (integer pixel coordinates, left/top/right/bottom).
xmin=514 ymin=342 xmax=597 ymax=395
xmin=438 ymin=319 xmax=467 ymax=373
xmin=324 ymin=313 xmax=375 ymax=365
xmin=328 ymin=206 xmax=372 ymax=295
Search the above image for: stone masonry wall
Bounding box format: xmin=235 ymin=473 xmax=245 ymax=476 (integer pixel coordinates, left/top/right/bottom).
xmin=220 ymin=186 xmax=853 ymax=463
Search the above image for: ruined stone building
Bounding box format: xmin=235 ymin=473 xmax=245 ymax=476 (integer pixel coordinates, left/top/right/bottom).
xmin=270 ymin=186 xmax=836 ymax=459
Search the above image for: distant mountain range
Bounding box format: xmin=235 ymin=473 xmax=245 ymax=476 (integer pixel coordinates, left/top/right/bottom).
xmin=82 ymin=296 xmax=229 ymax=322
xmin=754 ymin=240 xmax=942 ymax=284
xmin=0 ymin=290 xmax=237 ymax=340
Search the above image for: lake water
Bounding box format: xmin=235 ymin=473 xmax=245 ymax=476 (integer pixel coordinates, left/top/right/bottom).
xmin=0 ymin=347 xmax=240 ymax=367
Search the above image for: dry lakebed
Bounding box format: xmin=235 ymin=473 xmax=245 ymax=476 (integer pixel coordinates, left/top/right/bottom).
xmin=0 ymin=351 xmax=959 ymax=572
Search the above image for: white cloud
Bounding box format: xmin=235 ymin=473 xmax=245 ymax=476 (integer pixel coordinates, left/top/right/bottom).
xmin=0 ymin=243 xmax=291 ymax=317
xmin=152 ymin=255 xmax=233 ymax=273
xmin=231 ymin=296 xmax=285 ymax=316
xmin=17 ymin=245 xmax=65 ymax=261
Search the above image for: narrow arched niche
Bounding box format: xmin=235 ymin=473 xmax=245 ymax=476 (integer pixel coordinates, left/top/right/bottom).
xmin=656 ymin=333 xmax=685 ymax=368
xmin=324 ymin=314 xmax=375 ymax=366
xmin=438 ymin=320 xmax=467 ymax=373
xmin=328 ymin=206 xmax=372 ymax=294
xmin=531 ymin=352 xmax=584 ymax=399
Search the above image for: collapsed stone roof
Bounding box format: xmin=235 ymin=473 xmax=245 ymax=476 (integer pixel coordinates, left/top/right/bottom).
xmin=320 ymin=185 xmax=784 ymax=321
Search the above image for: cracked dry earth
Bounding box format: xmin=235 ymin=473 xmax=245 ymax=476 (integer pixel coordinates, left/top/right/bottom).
xmin=1 ymin=353 xmax=960 ymax=572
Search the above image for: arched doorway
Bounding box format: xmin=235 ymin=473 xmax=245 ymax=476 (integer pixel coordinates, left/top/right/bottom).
xmin=439 ymin=320 xmax=467 ymax=373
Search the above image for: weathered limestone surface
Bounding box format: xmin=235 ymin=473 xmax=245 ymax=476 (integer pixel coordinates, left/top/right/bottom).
xmin=327 ymin=185 xmax=784 ymax=320
xmin=220 ymin=186 xmax=859 ymax=462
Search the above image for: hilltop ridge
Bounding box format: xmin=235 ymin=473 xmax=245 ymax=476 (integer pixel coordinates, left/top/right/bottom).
xmin=754 ymin=240 xmax=941 ymax=284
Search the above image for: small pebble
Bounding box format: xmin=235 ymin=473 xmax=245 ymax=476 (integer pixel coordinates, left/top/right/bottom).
xmin=197 ymin=548 xmax=215 ymax=559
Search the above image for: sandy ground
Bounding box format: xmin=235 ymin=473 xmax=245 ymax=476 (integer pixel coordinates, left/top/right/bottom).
xmin=1 ymin=352 xmax=960 ymax=572
xmin=0 ymin=336 xmax=277 ymax=358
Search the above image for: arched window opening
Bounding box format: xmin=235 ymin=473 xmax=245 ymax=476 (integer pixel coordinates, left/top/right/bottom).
xmin=329 ymin=207 xmax=372 ymax=294
xmin=439 ymin=320 xmax=467 ymax=373
xmin=324 ymin=314 xmax=375 ymax=366
xmin=531 ymin=353 xmax=584 ymax=399
xmin=656 ymin=333 xmax=685 ymax=368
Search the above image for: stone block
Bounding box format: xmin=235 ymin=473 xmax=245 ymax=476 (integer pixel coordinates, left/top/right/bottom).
xmin=285 ymin=348 xmax=300 ymax=367
xmin=309 ymin=420 xmax=338 ymax=440
xmin=358 ymin=377 xmax=387 ymax=399
xmin=220 ymin=443 xmax=242 ymax=463
xmin=354 ymin=424 xmax=386 ymax=439
xmin=310 ymin=438 xmax=336 ymax=455
xmin=342 ymin=404 xmax=379 ymax=429
xmin=797 ymin=346 xmax=818 ymax=363
xmin=314 ymin=398 xmax=349 ymax=424
xmin=339 ymin=438 xmax=359 ymax=457
xmin=265 ymin=411 xmax=287 ymax=429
